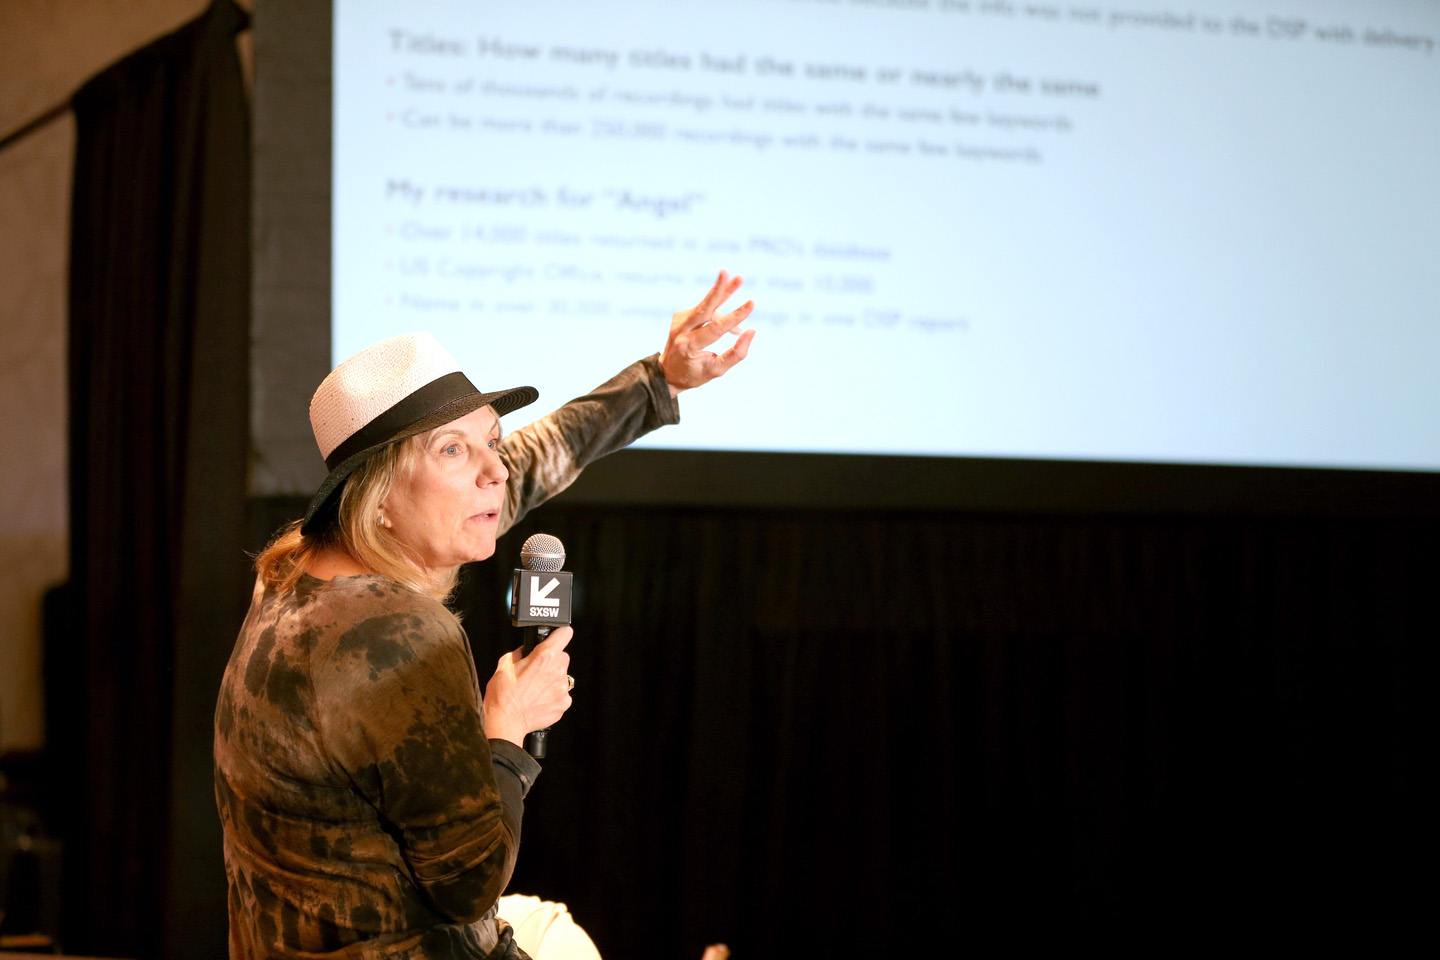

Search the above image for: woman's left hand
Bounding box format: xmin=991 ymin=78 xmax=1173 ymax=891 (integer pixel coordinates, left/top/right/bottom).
xmin=483 ymin=626 xmax=574 ymax=747
xmin=660 ymin=270 xmax=756 ymax=397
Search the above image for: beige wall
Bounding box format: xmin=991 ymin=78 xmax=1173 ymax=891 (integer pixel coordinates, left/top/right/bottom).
xmin=0 ymin=0 xmax=252 ymax=753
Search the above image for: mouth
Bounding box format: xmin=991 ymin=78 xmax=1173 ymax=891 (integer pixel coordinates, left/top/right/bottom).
xmin=471 ymin=509 xmax=500 ymax=524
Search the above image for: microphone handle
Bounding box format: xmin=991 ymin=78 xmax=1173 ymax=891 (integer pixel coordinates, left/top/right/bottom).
xmin=524 ymin=728 xmax=550 ymax=760
xmin=522 ymin=625 xmax=552 ymax=759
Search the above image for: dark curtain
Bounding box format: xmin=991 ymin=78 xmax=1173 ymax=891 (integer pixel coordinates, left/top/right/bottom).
xmin=448 ymin=502 xmax=1430 ymax=958
xmin=61 ymin=2 xmax=251 ymax=957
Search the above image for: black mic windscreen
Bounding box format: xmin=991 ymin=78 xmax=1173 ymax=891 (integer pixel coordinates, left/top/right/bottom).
xmin=520 ymin=533 xmax=565 ymax=572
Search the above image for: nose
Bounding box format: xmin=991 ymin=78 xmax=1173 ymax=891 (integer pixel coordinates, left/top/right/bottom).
xmin=478 ymin=447 xmax=508 ymax=486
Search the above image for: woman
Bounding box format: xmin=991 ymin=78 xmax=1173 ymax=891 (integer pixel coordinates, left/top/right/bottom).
xmin=214 ymin=273 xmax=754 ymax=959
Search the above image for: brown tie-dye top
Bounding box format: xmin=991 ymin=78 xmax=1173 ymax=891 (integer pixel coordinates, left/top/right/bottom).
xmin=215 ymin=356 xmax=678 ymax=959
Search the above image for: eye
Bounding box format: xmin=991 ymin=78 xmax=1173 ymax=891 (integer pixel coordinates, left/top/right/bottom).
xmin=442 ymin=442 xmax=461 ymax=456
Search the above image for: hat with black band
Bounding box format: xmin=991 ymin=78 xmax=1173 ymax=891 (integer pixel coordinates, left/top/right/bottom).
xmin=301 ymin=332 xmax=538 ymax=535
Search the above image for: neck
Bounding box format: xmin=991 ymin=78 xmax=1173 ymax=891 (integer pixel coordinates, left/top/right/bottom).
xmin=305 ymin=547 xmax=375 ymax=581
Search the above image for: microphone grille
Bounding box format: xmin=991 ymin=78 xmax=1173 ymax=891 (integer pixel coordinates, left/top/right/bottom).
xmin=520 ymin=533 xmax=566 ymax=572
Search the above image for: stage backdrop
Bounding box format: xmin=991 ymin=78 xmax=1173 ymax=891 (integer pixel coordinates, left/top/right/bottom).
xmin=425 ymin=493 xmax=1424 ymax=957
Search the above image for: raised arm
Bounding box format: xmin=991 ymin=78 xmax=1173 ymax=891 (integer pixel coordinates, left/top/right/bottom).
xmin=497 ymin=270 xmax=755 ymax=532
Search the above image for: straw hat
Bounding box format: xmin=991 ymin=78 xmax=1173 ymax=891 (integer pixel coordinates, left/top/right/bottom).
xmin=301 ymin=332 xmax=537 ymax=534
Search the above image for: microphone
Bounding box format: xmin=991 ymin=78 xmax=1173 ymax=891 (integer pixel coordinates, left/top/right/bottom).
xmin=510 ymin=533 xmax=573 ymax=759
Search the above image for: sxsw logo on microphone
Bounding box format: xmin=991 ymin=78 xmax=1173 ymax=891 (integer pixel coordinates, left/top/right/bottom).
xmin=511 ymin=570 xmax=573 ymax=626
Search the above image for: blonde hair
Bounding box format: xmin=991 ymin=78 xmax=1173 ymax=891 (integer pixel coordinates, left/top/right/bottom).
xmin=255 ymin=436 xmax=460 ymax=600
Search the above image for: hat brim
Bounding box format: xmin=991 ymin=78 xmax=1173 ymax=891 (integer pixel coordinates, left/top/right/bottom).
xmin=300 ymin=383 xmax=538 ymax=536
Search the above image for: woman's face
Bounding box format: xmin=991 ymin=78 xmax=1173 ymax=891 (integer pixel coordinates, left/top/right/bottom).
xmin=381 ymin=405 xmax=507 ymax=576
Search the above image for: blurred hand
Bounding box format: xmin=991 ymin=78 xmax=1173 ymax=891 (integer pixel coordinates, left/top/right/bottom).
xmin=661 ymin=270 xmax=755 ymax=397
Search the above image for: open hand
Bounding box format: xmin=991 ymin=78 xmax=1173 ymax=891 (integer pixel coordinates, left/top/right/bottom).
xmin=660 ymin=270 xmax=756 ymax=397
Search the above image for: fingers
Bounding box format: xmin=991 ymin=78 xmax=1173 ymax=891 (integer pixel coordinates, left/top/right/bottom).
xmin=714 ymin=327 xmax=755 ymax=373
xmin=676 ymin=270 xmax=744 ymax=333
xmin=506 ymin=624 xmax=572 ymax=664
xmin=486 ymin=628 xmax=577 ymax=742
xmin=519 ymin=628 xmax=571 ymax=683
xmin=725 ymin=299 xmax=755 ymax=329
xmin=697 ymin=269 xmax=740 ymax=314
xmin=689 ymin=299 xmax=755 ymax=350
xmin=530 ymin=624 xmax=573 ymax=654
xmin=512 ymin=627 xmax=571 ymax=682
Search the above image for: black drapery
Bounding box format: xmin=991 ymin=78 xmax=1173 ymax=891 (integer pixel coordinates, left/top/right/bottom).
xmin=61 ymin=1 xmax=251 ymax=957
xmin=447 ymin=501 xmax=1429 ymax=958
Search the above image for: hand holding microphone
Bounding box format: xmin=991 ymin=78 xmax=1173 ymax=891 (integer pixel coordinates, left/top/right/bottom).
xmin=484 ymin=626 xmax=571 ymax=751
xmin=509 ymin=533 xmax=575 ymax=758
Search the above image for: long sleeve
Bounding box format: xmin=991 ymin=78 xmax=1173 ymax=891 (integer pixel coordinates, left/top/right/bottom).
xmin=497 ymin=353 xmax=678 ymax=533
xmin=314 ymin=593 xmax=539 ymax=923
xmin=216 ymin=574 xmax=539 ymax=958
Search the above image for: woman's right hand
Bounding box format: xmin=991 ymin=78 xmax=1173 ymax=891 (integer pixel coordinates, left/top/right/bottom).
xmin=483 ymin=626 xmax=573 ymax=747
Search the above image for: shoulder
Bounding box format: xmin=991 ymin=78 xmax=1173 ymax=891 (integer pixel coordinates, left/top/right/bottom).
xmin=294 ymin=573 xmax=457 ymax=630
xmin=294 ymin=575 xmax=470 ymax=684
